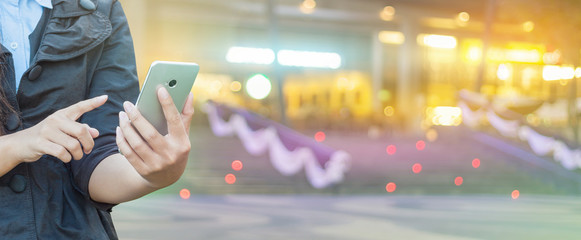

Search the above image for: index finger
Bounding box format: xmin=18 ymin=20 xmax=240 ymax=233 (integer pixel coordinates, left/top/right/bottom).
xmin=157 ymin=87 xmax=185 ymax=137
xmin=63 ymin=95 xmax=108 ymax=120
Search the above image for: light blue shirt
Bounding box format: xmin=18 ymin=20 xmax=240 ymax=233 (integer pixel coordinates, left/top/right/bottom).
xmin=0 ymin=0 xmax=52 ymax=90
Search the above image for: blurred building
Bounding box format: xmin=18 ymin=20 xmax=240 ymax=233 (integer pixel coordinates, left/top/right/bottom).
xmin=120 ymin=0 xmax=580 ymax=135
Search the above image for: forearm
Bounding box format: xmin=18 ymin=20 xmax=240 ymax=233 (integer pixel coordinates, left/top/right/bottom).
xmin=88 ymin=153 xmax=158 ymax=204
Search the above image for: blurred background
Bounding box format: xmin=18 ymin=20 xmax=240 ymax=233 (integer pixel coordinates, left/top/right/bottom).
xmin=114 ymin=0 xmax=581 ymax=239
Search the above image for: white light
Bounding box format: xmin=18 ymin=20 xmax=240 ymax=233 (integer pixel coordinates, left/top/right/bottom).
xmin=543 ymin=65 xmax=561 ymax=81
xmin=246 ymin=74 xmax=272 ymax=100
xmin=561 ymin=66 xmax=575 ymax=80
xmin=431 ymin=106 xmax=462 ymax=126
xmin=575 ymin=67 xmax=581 ymax=78
xmin=419 ymin=34 xmax=457 ymax=49
xmin=497 ymin=64 xmax=511 ymax=81
xmin=278 ymin=50 xmax=341 ymax=69
xmin=226 ymin=47 xmax=275 ymax=65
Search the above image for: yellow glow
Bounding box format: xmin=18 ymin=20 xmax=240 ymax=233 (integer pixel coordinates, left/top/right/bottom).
xmin=380 ymin=6 xmax=395 ymax=21
xmin=523 ymin=21 xmax=534 ymax=32
xmin=543 ymin=50 xmax=561 ymax=64
xmin=418 ymin=34 xmax=457 ymax=49
xmin=378 ymin=31 xmax=405 ymax=45
xmin=300 ymin=0 xmax=316 ymax=14
xmin=230 ymin=81 xmax=242 ymax=92
xmin=458 ymin=12 xmax=470 ymax=22
xmin=429 ymin=106 xmax=462 ymax=126
xmin=426 ymin=129 xmax=438 ymax=142
xmin=384 ymin=106 xmax=394 ymax=117
xmin=497 ymin=64 xmax=511 ymax=81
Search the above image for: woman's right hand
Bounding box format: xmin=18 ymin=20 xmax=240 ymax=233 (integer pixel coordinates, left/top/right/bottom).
xmin=7 ymin=95 xmax=108 ymax=164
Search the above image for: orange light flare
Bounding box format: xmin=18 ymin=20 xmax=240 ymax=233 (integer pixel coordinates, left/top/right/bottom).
xmin=512 ymin=190 xmax=520 ymax=199
xmin=179 ymin=188 xmax=191 ymax=200
xmin=225 ymin=174 xmax=237 ymax=184
xmin=386 ymin=145 xmax=397 ymax=155
xmin=454 ymin=176 xmax=463 ymax=186
xmin=412 ymin=163 xmax=422 ymax=174
xmin=416 ymin=140 xmax=426 ymax=151
xmin=472 ymin=158 xmax=481 ymax=168
xmin=386 ymin=182 xmax=397 ymax=193
xmin=315 ymin=131 xmax=326 ymax=142
xmin=232 ymin=160 xmax=243 ymax=171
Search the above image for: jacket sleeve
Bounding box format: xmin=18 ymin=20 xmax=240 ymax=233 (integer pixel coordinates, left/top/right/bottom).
xmin=70 ymin=0 xmax=140 ymax=211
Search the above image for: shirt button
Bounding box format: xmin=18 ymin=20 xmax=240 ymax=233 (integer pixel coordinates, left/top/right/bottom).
xmin=5 ymin=113 xmax=20 ymax=131
xmin=9 ymin=174 xmax=27 ymax=193
xmin=80 ymin=0 xmax=96 ymax=11
xmin=28 ymin=65 xmax=43 ymax=81
xmin=10 ymin=42 xmax=18 ymax=50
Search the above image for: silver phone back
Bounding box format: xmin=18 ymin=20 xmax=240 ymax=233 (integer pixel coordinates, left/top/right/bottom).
xmin=136 ymin=61 xmax=199 ymax=135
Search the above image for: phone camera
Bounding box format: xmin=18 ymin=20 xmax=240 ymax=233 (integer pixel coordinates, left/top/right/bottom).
xmin=168 ymin=79 xmax=177 ymax=88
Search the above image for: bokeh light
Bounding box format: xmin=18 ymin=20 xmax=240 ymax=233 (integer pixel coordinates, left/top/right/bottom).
xmin=384 ymin=106 xmax=395 ymax=117
xmin=454 ymin=176 xmax=463 ymax=186
xmin=472 ymin=158 xmax=481 ymax=168
xmin=416 ymin=140 xmax=426 ymax=151
xmin=386 ymin=182 xmax=397 ymax=192
xmin=426 ymin=129 xmax=438 ymax=142
xmin=179 ymin=188 xmax=191 ymax=200
xmin=457 ymin=12 xmax=470 ymax=23
xmin=245 ymin=74 xmax=272 ymax=100
xmin=225 ymin=174 xmax=237 ymax=184
xmin=523 ymin=21 xmax=534 ymax=32
xmin=412 ymin=163 xmax=422 ymax=174
xmin=232 ymin=160 xmax=243 ymax=171
xmin=386 ymin=145 xmax=397 ymax=155
xmin=315 ymin=131 xmax=326 ymax=142
xmin=229 ymin=81 xmax=242 ymax=92
xmin=380 ymin=6 xmax=395 ymax=21
xmin=512 ymin=190 xmax=520 ymax=199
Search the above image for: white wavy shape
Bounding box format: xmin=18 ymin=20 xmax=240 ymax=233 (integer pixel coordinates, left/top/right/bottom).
xmin=553 ymin=141 xmax=577 ymax=170
xmin=521 ymin=126 xmax=555 ymax=156
xmin=204 ymin=103 xmax=351 ymax=189
xmin=486 ymin=110 xmax=519 ymax=138
xmin=459 ymin=101 xmax=484 ymax=128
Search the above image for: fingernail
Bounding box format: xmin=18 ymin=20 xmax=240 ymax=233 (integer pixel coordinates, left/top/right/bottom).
xmin=123 ymin=101 xmax=134 ymax=113
xmin=158 ymin=87 xmax=169 ymax=99
xmin=96 ymin=95 xmax=108 ymax=101
xmin=116 ymin=126 xmax=121 ymax=135
xmin=119 ymin=111 xmax=129 ymax=121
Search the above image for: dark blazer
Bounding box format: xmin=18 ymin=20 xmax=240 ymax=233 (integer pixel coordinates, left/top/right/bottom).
xmin=0 ymin=0 xmax=139 ymax=239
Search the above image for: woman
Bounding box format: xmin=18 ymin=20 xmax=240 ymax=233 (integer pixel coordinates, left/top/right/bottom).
xmin=0 ymin=0 xmax=194 ymax=239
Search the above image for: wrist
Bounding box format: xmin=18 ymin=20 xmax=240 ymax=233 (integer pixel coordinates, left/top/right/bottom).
xmin=0 ymin=134 xmax=24 ymax=176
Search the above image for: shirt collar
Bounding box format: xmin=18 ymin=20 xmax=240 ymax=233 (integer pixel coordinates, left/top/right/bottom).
xmin=35 ymin=0 xmax=53 ymax=9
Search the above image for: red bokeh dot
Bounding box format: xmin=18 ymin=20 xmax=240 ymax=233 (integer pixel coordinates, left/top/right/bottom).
xmin=386 ymin=182 xmax=397 ymax=193
xmin=179 ymin=188 xmax=191 ymax=200
xmin=454 ymin=176 xmax=463 ymax=186
xmin=472 ymin=158 xmax=481 ymax=168
xmin=225 ymin=174 xmax=236 ymax=184
xmin=416 ymin=140 xmax=426 ymax=151
xmin=412 ymin=163 xmax=422 ymax=174
xmin=315 ymin=131 xmax=326 ymax=142
xmin=386 ymin=145 xmax=397 ymax=155
xmin=512 ymin=190 xmax=520 ymax=199
xmin=232 ymin=160 xmax=243 ymax=171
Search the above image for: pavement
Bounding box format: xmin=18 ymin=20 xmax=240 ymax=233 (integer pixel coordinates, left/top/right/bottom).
xmin=113 ymin=194 xmax=581 ymax=239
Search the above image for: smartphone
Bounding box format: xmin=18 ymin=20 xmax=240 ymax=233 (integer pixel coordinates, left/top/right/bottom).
xmin=135 ymin=61 xmax=199 ymax=135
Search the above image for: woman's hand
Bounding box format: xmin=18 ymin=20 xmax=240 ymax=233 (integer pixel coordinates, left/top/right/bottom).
xmin=116 ymin=88 xmax=194 ymax=189
xmin=7 ymin=95 xmax=108 ymax=164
